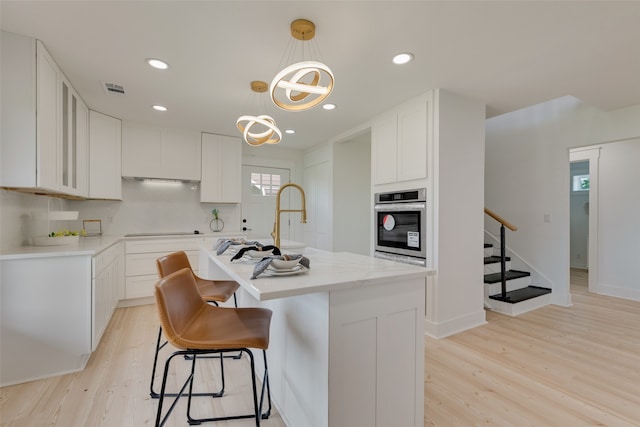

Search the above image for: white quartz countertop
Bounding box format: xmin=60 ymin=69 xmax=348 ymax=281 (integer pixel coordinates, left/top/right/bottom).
xmin=0 ymin=231 xmax=245 ymax=260
xmin=204 ymin=247 xmax=434 ymax=301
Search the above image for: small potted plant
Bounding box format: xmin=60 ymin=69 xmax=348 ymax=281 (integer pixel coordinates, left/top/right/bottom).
xmin=210 ymin=209 xmax=224 ymax=232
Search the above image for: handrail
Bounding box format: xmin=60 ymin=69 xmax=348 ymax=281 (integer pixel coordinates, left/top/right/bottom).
xmin=484 ymin=208 xmax=518 ymax=300
xmin=484 ymin=208 xmax=518 ymax=231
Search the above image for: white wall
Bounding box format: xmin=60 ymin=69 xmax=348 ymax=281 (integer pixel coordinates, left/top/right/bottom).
xmin=486 ymin=96 xmax=640 ymax=304
xmin=596 ymin=138 xmax=640 ymax=300
xmin=303 ymin=144 xmax=333 ymax=251
xmin=426 ymin=89 xmax=487 ymax=338
xmin=0 ymin=191 xmax=71 ymax=250
xmin=332 ymin=131 xmax=371 ymax=256
xmin=69 ymin=179 xmax=233 ymax=235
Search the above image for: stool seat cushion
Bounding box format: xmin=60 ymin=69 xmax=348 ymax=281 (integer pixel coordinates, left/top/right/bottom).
xmin=157 ymin=251 xmax=240 ymax=303
xmin=196 ymin=278 xmax=239 ymax=303
xmin=155 ymin=268 xmax=271 ymax=351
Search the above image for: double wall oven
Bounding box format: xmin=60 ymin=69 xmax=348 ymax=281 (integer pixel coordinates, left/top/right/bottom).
xmin=374 ymin=188 xmax=427 ymax=267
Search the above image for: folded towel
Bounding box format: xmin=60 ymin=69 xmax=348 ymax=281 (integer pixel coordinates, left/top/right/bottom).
xmin=230 ymin=245 xmax=281 ymax=261
xmin=216 ymin=238 xmax=262 ymax=255
xmin=250 ymin=254 xmax=310 ymax=279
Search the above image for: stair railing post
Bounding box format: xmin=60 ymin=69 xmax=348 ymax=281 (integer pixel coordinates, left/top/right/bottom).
xmin=500 ymin=224 xmax=507 ymax=298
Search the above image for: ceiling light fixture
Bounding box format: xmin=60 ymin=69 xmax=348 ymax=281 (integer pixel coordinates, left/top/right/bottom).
xmin=236 ymin=81 xmax=282 ymax=146
xmin=146 ymin=58 xmax=169 ymax=70
xmin=285 ymin=129 xmax=295 ymax=134
xmin=270 ymin=19 xmax=334 ymax=112
xmin=392 ymin=52 xmax=414 ymax=65
xmin=152 ymin=105 xmax=167 ymax=111
xmin=322 ymin=103 xmax=336 ymax=110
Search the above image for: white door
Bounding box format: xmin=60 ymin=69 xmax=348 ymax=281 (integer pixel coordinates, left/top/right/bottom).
xmin=241 ymin=165 xmax=290 ymax=241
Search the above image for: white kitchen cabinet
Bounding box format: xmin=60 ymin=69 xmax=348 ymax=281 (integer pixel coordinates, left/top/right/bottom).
xmin=121 ymin=121 xmax=201 ymax=181
xmin=124 ymin=237 xmax=203 ymax=300
xmin=372 ymin=93 xmax=431 ymax=185
xmin=92 ymin=242 xmax=123 ymax=351
xmin=1 ymin=31 xmax=88 ymax=197
xmin=89 ymin=110 xmax=122 ymax=199
xmin=200 ymin=133 xmax=242 ymax=203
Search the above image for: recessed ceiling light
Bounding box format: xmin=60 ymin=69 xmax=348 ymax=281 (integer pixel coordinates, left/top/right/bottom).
xmin=392 ymin=52 xmax=414 ymax=65
xmin=146 ymin=58 xmax=169 ymax=70
xmin=323 ymin=103 xmax=336 ymax=110
xmin=152 ymin=105 xmax=167 ymax=112
xmin=285 ymin=129 xmax=295 ymax=134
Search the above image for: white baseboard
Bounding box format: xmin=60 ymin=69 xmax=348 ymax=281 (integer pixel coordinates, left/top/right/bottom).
xmin=424 ymin=310 xmax=486 ymax=339
xmin=594 ymin=284 xmax=640 ymax=302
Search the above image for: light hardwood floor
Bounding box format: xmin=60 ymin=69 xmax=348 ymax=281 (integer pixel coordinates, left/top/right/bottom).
xmin=2 ymin=269 xmax=639 ymax=426
xmin=425 ymin=269 xmax=640 ymax=427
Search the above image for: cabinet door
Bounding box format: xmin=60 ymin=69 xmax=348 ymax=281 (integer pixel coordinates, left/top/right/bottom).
xmin=59 ymin=81 xmax=88 ymax=196
xmin=371 ymin=112 xmax=398 ymax=185
xmin=162 ymin=128 xmax=202 ymax=181
xmin=397 ymin=97 xmax=428 ymax=182
xmin=201 ymin=133 xmax=241 ymax=203
xmin=36 ymin=43 xmax=59 ymax=191
xmin=121 ymin=122 xmax=162 ymax=178
xmin=89 ymin=111 xmax=122 ymax=199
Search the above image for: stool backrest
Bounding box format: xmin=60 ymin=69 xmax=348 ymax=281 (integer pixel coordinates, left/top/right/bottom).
xmin=154 ymin=268 xmax=206 ymax=348
xmin=157 ymin=251 xmax=193 ymax=278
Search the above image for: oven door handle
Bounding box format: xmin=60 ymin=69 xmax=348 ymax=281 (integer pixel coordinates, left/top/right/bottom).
xmin=374 ymin=202 xmax=426 ymax=211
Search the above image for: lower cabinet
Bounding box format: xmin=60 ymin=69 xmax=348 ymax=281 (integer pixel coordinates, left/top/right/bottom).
xmin=92 ymin=241 xmax=123 ymax=351
xmin=124 ymin=238 xmax=203 ymax=299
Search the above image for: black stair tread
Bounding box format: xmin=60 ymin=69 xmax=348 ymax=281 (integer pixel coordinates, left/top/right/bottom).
xmin=489 ymin=286 xmax=552 ymax=303
xmin=484 ymin=255 xmax=511 ymax=265
xmin=484 ymin=269 xmax=530 ymax=284
xmin=484 ymin=243 xmax=493 ymax=248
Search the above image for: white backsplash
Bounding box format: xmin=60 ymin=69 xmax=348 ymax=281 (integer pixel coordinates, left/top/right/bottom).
xmin=0 ymin=181 xmax=241 ymax=250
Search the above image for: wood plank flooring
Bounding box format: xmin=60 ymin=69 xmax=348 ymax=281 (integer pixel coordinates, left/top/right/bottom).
xmin=2 ymin=269 xmax=639 ymax=426
xmin=425 ymin=269 xmax=640 ymax=427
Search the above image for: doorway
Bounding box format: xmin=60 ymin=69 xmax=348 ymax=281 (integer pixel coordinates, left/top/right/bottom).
xmin=241 ymin=165 xmax=290 ymax=240
xmin=569 ymin=147 xmax=600 ymax=293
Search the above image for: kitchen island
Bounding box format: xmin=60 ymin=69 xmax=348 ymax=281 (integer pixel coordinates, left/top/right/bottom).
xmin=200 ymin=246 xmax=434 ymax=427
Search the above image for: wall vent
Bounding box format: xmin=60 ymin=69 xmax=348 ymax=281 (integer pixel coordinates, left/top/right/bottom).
xmin=102 ymin=82 xmax=125 ymax=95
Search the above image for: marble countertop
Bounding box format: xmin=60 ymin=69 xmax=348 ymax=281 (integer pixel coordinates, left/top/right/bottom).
xmin=0 ymin=231 xmax=245 ymax=260
xmin=204 ymin=247 xmax=434 ymax=301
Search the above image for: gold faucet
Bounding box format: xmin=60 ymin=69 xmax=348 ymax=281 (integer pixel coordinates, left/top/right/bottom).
xmin=271 ymin=183 xmax=307 ymax=248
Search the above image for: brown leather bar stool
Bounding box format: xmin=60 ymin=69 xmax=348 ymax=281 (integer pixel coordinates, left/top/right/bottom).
xmin=153 ymin=268 xmax=272 ymax=427
xmin=150 ymin=251 xmax=240 ymax=398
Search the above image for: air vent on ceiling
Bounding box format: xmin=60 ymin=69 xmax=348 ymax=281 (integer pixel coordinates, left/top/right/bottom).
xmin=102 ymin=82 xmax=125 ymax=95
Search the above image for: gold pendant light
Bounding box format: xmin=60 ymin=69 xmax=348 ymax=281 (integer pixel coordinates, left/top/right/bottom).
xmin=270 ymin=19 xmax=334 ymax=112
xmin=236 ymin=81 xmax=282 ymax=146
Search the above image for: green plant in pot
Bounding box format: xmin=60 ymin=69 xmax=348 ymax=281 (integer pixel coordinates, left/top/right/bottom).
xmin=210 ymin=209 xmax=224 ymax=232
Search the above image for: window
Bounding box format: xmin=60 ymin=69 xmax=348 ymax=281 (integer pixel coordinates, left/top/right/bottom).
xmin=250 ymin=172 xmax=282 ymax=196
xmin=572 ymin=174 xmax=590 ymax=192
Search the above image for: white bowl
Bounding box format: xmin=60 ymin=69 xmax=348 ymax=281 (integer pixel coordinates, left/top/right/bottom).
xmin=270 ymin=258 xmax=300 ymax=270
xmin=246 ymin=249 xmax=274 ymax=258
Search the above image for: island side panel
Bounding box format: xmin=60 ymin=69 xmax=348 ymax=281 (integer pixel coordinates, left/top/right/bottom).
xmin=239 ymin=287 xmax=330 ymax=427
xmin=1 ymin=255 xmax=92 ymax=386
xmin=328 ymin=276 xmax=426 ymax=427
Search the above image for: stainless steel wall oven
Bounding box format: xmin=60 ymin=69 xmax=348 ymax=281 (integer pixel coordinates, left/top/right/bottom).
xmin=374 ymin=188 xmax=427 ymax=266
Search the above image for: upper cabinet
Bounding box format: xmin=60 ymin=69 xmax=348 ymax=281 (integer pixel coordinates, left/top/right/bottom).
xmin=1 ymin=31 xmax=89 ymax=197
xmin=121 ymin=121 xmax=201 ymax=181
xmin=372 ymin=92 xmax=432 ymax=185
xmin=200 ymin=133 xmax=241 ymax=203
xmin=89 ymin=111 xmax=122 ymax=200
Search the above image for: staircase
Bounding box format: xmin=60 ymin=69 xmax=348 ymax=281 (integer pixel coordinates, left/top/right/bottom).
xmin=483 ymin=243 xmax=552 ymax=316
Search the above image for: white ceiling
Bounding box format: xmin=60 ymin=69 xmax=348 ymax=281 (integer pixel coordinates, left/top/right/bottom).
xmin=2 ymin=1 xmax=640 ymax=150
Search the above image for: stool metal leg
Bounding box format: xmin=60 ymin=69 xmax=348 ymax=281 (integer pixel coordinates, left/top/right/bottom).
xmin=150 ymin=326 xmax=224 ymax=399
